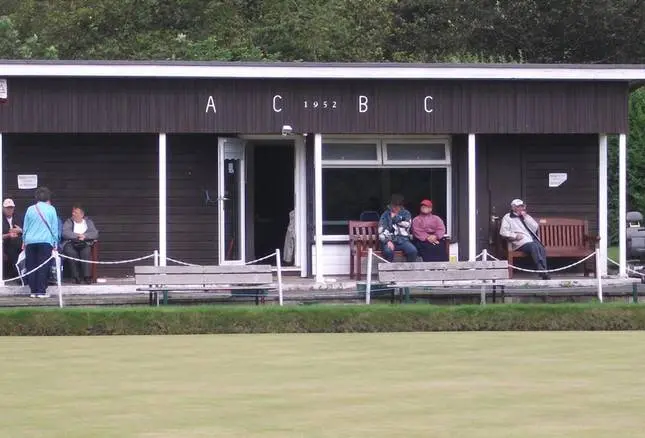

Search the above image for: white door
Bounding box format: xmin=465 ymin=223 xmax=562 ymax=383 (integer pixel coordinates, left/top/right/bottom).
xmin=218 ymin=137 xmax=246 ymax=264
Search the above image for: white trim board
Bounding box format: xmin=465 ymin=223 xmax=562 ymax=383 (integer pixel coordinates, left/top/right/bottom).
xmin=1 ymin=62 xmax=645 ymax=80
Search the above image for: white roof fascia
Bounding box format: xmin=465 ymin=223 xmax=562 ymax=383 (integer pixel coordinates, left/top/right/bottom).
xmin=0 ymin=63 xmax=644 ymax=80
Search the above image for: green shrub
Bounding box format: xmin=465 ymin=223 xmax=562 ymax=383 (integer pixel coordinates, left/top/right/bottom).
xmin=1 ymin=304 xmax=645 ymax=335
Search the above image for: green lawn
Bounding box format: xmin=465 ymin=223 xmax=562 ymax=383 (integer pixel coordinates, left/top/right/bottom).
xmin=1 ymin=333 xmax=645 ymax=437
xmin=608 ymin=246 xmax=620 ymax=265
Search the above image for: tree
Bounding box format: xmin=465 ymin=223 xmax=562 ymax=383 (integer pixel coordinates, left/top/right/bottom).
xmin=608 ymin=88 xmax=645 ymax=244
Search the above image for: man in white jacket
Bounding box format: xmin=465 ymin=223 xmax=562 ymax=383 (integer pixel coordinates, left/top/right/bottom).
xmin=499 ymin=199 xmax=550 ymax=280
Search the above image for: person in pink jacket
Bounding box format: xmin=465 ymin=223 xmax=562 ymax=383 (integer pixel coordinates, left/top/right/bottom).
xmin=411 ymin=199 xmax=448 ymax=262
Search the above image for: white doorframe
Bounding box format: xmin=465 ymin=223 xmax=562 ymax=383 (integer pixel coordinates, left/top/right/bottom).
xmin=239 ymin=134 xmax=305 ymax=274
xmin=295 ymin=135 xmax=308 ymax=277
xmin=217 ymin=137 xmax=246 ymax=264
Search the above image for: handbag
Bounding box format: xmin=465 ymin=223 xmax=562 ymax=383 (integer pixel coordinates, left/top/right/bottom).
xmin=72 ymin=240 xmax=88 ymax=250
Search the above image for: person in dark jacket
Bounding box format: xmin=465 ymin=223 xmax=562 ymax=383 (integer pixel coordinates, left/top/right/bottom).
xmin=2 ymin=198 xmax=22 ymax=280
xmin=61 ymin=204 xmax=99 ymax=284
xmin=377 ymin=194 xmax=418 ymax=262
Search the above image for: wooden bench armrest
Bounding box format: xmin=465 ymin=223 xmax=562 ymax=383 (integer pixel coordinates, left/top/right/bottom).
xmin=584 ymin=233 xmax=600 ymax=245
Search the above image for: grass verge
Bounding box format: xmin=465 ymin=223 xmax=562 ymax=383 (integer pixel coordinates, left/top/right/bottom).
xmin=1 ymin=303 xmax=645 ymax=335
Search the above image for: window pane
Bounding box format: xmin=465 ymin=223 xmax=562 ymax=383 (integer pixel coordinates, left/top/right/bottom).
xmin=385 ymin=143 xmax=446 ymax=161
xmin=323 ymin=168 xmax=382 ymax=234
xmin=322 ymin=168 xmax=448 ymax=235
xmin=322 ymin=143 xmax=378 ymax=161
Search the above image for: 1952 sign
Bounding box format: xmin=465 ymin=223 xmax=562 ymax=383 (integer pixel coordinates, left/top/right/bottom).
xmin=204 ymin=94 xmax=435 ymax=114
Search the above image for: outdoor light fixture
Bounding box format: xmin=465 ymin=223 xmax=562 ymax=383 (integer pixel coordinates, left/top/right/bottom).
xmin=281 ymin=125 xmax=294 ymax=136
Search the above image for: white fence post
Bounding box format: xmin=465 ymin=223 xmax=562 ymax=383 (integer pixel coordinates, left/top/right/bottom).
xmin=596 ymin=248 xmax=603 ymax=303
xmin=153 ymin=250 xmax=159 ymax=267
xmin=366 ymin=248 xmax=373 ymax=305
xmin=276 ymin=249 xmax=283 ymax=306
xmin=480 ymin=249 xmax=488 ymax=305
xmin=55 ymin=253 xmax=64 ymax=308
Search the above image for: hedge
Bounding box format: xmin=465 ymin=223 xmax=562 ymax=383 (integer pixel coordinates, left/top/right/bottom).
xmin=1 ymin=304 xmax=645 ymax=335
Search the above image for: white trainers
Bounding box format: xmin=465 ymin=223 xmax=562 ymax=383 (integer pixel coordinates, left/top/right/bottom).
xmin=29 ymin=294 xmax=50 ymax=298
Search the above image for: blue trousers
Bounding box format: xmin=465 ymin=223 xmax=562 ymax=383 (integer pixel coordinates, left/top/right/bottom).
xmin=382 ymin=240 xmax=418 ymax=262
xmin=518 ymin=241 xmax=548 ymax=272
xmin=25 ymin=243 xmax=53 ymax=295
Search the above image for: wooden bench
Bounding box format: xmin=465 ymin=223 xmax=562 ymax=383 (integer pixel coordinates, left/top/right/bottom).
xmin=376 ymin=260 xmax=509 ymax=302
xmin=349 ymin=220 xmax=450 ymax=281
xmin=502 ymin=217 xmax=599 ymax=278
xmin=90 ymin=241 xmax=100 ymax=282
xmin=134 ymin=264 xmax=277 ymax=306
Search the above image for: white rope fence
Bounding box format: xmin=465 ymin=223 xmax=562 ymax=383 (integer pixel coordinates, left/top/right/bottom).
xmin=484 ymin=250 xmax=597 ymax=274
xmin=607 ymin=257 xmax=645 ymax=278
xmin=58 ymin=253 xmax=156 ymax=265
xmin=166 ymin=257 xmax=198 ymax=267
xmin=6 ymin=254 xmax=55 ymax=284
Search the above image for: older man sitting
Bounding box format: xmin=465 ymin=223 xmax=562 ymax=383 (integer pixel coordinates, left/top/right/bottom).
xmin=499 ymin=198 xmax=550 ymax=280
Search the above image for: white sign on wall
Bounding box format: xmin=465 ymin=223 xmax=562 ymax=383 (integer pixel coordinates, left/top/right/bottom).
xmin=17 ymin=174 xmax=38 ymax=189
xmin=0 ymin=79 xmax=6 ymax=100
xmin=548 ymin=172 xmax=568 ymax=188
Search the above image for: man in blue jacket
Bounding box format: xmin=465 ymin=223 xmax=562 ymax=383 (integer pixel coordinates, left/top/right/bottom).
xmin=22 ymin=187 xmax=59 ymax=298
xmin=378 ymin=193 xmax=418 ymax=262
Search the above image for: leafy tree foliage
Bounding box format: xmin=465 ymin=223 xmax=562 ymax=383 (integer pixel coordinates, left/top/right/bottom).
xmin=1 ymin=0 xmax=645 ymax=243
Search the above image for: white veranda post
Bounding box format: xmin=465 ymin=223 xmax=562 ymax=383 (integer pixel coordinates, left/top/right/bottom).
xmin=618 ymin=133 xmax=627 ymax=277
xmin=468 ymin=134 xmax=477 ymax=261
xmin=159 ymin=133 xmax=167 ymax=267
xmin=314 ymin=133 xmax=324 ymax=282
xmin=598 ymin=134 xmax=608 ymax=276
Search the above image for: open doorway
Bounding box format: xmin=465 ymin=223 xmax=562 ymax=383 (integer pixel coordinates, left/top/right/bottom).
xmin=249 ymin=141 xmax=295 ymax=265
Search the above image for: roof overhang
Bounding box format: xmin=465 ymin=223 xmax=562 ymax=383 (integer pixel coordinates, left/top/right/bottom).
xmin=1 ymin=61 xmax=645 ymax=82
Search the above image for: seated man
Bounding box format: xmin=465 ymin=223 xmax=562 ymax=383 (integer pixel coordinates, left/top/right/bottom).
xmin=61 ymin=204 xmax=99 ymax=284
xmin=2 ymin=198 xmax=22 ymax=280
xmin=378 ymin=194 xmax=418 ymax=262
xmin=499 ymin=199 xmax=550 ymax=280
xmin=411 ymin=199 xmax=448 ymax=262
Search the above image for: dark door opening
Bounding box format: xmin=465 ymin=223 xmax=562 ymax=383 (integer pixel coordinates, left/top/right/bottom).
xmin=253 ymin=143 xmax=294 ymax=266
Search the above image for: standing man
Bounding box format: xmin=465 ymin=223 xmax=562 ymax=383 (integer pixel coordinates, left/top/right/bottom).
xmin=499 ymin=198 xmax=550 ymax=280
xmin=22 ymin=187 xmax=59 ymax=297
xmin=378 ymin=193 xmax=418 ymax=262
xmin=2 ymin=198 xmax=22 ymax=280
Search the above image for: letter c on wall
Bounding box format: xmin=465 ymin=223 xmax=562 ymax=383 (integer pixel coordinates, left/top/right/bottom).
xmin=273 ymin=95 xmax=283 ymax=113
xmin=424 ymin=95 xmax=434 ymax=114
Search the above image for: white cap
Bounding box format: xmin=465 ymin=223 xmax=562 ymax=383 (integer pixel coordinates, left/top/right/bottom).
xmin=2 ymin=198 xmax=15 ymax=208
xmin=510 ymin=198 xmax=525 ymax=207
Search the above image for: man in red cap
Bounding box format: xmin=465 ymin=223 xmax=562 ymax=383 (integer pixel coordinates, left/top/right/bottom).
xmin=412 ymin=199 xmax=448 ymax=262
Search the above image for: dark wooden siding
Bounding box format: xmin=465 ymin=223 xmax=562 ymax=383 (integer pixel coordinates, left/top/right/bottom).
xmin=452 ymin=134 xmax=469 ymax=260
xmin=0 ymin=78 xmax=629 ymax=134
xmin=167 ymin=135 xmax=219 ymax=265
xmin=2 ymin=134 xmax=158 ymax=277
xmin=479 ymin=134 xmax=599 ymax=253
xmin=521 ymin=136 xmax=599 ymax=230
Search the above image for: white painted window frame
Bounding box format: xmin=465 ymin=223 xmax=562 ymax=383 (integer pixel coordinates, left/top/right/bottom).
xmin=321 ymin=138 xmax=381 ymax=166
xmin=381 ymin=136 xmax=451 ymax=166
xmin=319 ymin=135 xmax=453 ymax=240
